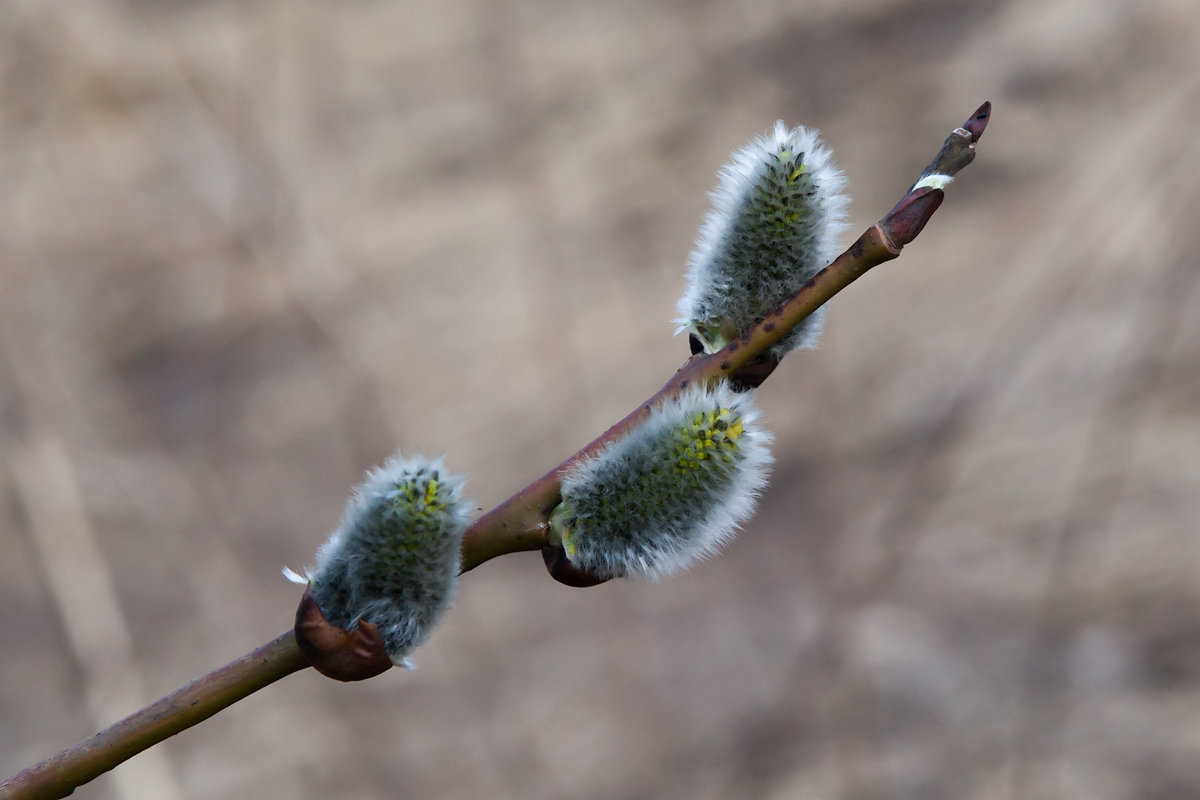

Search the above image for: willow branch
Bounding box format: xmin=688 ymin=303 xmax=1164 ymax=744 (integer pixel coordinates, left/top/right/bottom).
xmin=2 ymin=101 xmax=989 ymax=799
xmin=0 ymin=632 xmax=307 ymax=800
xmin=460 ymin=101 xmax=990 ymax=573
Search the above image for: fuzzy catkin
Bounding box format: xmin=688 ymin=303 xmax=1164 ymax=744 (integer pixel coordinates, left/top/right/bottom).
xmin=303 ymin=455 xmax=470 ymax=668
xmin=552 ymin=383 xmax=773 ymax=580
xmin=676 ymin=121 xmax=849 ymax=356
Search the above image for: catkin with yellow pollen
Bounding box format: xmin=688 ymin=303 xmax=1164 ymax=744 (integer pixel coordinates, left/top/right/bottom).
xmin=550 ymin=383 xmax=773 ymax=580
xmin=286 ymin=454 xmax=471 ymax=668
xmin=676 ymin=121 xmax=850 ymax=357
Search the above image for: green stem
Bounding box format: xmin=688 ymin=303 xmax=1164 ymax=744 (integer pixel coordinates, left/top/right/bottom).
xmin=0 ymin=631 xmax=308 ymax=800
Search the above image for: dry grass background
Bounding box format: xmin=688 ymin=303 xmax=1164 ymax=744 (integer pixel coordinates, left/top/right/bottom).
xmin=3 ymin=1 xmax=1199 ymax=798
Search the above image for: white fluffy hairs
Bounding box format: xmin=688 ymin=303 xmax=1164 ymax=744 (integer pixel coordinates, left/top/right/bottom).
xmin=676 ymin=121 xmax=850 ymax=356
xmin=553 ymin=382 xmax=773 ymax=580
xmin=300 ymin=453 xmax=471 ymax=668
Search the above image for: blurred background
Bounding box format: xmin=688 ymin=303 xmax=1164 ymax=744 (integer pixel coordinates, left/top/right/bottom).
xmin=2 ymin=0 xmax=1198 ymax=798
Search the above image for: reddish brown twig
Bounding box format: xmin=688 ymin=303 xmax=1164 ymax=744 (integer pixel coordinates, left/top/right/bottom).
xmin=0 ymin=633 xmax=308 ymax=800
xmin=1 ymin=102 xmax=989 ymax=800
xmin=460 ymin=101 xmax=991 ymax=578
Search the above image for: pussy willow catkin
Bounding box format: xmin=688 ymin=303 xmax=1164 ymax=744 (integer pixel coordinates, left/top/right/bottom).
xmin=551 ymin=383 xmax=772 ymax=580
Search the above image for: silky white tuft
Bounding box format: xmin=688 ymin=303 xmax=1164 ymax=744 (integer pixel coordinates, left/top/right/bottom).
xmin=676 ymin=121 xmax=850 ymax=356
xmin=913 ymin=172 xmax=954 ymax=191
xmin=551 ymin=383 xmax=773 ymax=580
xmin=297 ymin=454 xmax=471 ymax=668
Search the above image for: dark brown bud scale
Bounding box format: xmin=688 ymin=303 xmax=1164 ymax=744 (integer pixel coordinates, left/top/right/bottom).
xmin=542 ymin=546 xmax=611 ymax=587
xmin=294 ymin=588 xmax=394 ymax=681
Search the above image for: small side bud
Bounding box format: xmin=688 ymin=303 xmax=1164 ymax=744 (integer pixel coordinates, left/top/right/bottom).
xmin=292 ymin=454 xmax=470 ymax=675
xmin=550 ymin=383 xmax=773 ymax=580
xmin=676 ymin=121 xmax=850 ymax=357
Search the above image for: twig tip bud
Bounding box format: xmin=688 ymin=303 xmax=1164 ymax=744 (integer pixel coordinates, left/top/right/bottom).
xmin=964 ymin=101 xmax=991 ymax=143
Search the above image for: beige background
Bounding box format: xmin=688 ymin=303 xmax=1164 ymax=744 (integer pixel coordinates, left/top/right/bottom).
xmin=3 ymin=1 xmax=1199 ymax=798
